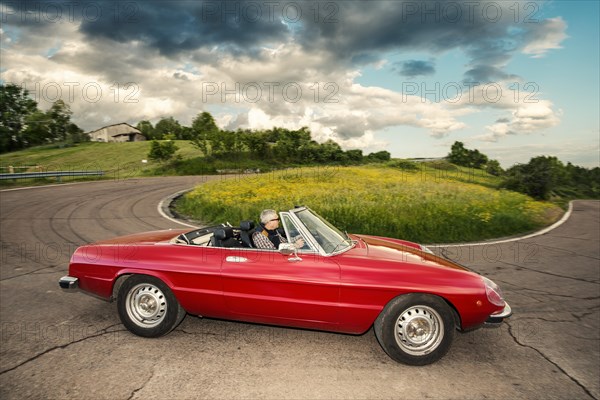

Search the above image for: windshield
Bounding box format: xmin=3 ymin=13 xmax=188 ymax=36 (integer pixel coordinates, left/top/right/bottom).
xmin=294 ymin=209 xmax=352 ymax=254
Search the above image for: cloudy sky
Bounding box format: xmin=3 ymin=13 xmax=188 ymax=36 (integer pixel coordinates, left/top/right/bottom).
xmin=1 ymin=0 xmax=598 ymax=167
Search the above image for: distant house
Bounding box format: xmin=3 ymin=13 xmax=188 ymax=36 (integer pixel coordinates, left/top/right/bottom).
xmin=88 ymin=123 xmax=146 ymax=142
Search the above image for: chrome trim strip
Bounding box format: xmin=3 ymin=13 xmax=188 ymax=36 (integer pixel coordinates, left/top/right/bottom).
xmin=484 ymin=303 xmax=512 ymax=327
xmin=492 ymin=303 xmax=512 ymax=319
xmin=225 ymin=256 xmax=248 ymax=263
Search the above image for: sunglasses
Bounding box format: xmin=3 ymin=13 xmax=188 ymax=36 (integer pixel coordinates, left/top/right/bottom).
xmin=270 ymin=218 xmax=280 ymax=222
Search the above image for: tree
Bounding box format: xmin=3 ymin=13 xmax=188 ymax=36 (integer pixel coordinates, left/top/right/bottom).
xmin=210 ymin=130 xmax=244 ymax=156
xmin=178 ymin=126 xmax=194 ymax=140
xmin=46 ymin=100 xmax=73 ymax=142
xmin=503 ymin=156 xmax=567 ymax=200
xmin=272 ymin=130 xmax=296 ymax=161
xmin=485 ymin=159 xmax=503 ymax=176
xmin=271 ymin=127 xmax=306 ymax=161
xmin=136 ymin=120 xmax=155 ymax=140
xmin=43 ymin=100 xmax=84 ymax=144
xmin=66 ymin=123 xmax=89 ymax=143
xmin=154 ymin=117 xmax=182 ymax=140
xmin=242 ymin=129 xmax=269 ymax=156
xmin=448 ymin=141 xmax=470 ymax=166
xmin=448 ymin=141 xmax=488 ymax=168
xmin=265 ymin=127 xmax=284 ymax=143
xmin=297 ymin=141 xmax=320 ymax=163
xmin=320 ymin=139 xmax=345 ymax=162
xmin=1 ymin=85 xmax=84 ymax=152
xmin=0 ymin=83 xmax=39 ymax=152
xmin=190 ymin=112 xmax=219 ymax=156
xmin=345 ymin=149 xmax=363 ymax=163
xmin=22 ymin=111 xmax=52 ymax=147
xmin=367 ymin=151 xmax=391 ymax=162
xmin=470 ymin=149 xmax=488 ymax=168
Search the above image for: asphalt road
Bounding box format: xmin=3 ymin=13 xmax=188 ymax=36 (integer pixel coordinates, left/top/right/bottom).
xmin=0 ymin=177 xmax=598 ymax=400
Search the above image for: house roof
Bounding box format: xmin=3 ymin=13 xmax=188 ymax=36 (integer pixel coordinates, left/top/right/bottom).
xmin=87 ymin=123 xmax=142 ymax=137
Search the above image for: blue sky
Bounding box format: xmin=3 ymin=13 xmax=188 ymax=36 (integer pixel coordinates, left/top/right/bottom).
xmin=1 ymin=1 xmax=598 ymax=167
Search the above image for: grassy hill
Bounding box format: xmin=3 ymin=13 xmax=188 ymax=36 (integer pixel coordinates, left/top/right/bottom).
xmin=177 ymin=165 xmax=562 ymax=244
xmin=0 ymin=141 xmax=201 ymax=185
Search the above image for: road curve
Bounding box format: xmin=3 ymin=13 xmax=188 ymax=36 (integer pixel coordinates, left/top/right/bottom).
xmin=0 ymin=177 xmax=598 ymax=400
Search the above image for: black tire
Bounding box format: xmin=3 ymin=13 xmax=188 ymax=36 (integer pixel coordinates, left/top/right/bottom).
xmin=117 ymin=275 xmax=186 ymax=337
xmin=374 ymin=293 xmax=455 ymax=366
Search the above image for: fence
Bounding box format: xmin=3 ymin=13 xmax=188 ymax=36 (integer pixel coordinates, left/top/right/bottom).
xmin=0 ymin=170 xmax=105 ymax=182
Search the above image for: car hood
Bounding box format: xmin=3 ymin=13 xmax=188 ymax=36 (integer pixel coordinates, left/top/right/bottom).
xmin=92 ymin=229 xmax=188 ymax=245
xmin=348 ymin=234 xmax=470 ymax=272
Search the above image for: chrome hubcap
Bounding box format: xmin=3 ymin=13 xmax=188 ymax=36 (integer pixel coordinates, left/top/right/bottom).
xmin=126 ymin=283 xmax=167 ymax=328
xmin=395 ymin=305 xmax=444 ymax=356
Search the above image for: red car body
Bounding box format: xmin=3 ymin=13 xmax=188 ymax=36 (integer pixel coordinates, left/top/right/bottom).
xmin=60 ymin=207 xmax=511 ymax=365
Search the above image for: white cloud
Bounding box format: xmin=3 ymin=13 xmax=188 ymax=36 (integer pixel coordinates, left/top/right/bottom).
xmin=522 ymin=18 xmax=568 ymax=58
xmin=221 ymin=78 xmax=469 ymax=144
xmin=477 ymin=100 xmax=561 ymax=142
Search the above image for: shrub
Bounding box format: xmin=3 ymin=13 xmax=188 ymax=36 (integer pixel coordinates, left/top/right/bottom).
xmin=387 ymin=159 xmax=420 ymax=171
xmin=425 ymin=160 xmax=458 ymax=171
xmin=148 ymin=140 xmax=179 ymax=162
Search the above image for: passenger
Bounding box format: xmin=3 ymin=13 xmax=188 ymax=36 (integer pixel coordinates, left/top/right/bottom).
xmin=252 ymin=209 xmax=305 ymax=250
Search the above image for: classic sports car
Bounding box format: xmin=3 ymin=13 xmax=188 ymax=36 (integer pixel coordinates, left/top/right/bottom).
xmin=59 ymin=206 xmax=511 ymax=365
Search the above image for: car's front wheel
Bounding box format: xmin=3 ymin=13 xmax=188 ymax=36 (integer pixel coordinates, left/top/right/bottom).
xmin=117 ymin=275 xmax=186 ymax=337
xmin=374 ymin=294 xmax=455 ymax=366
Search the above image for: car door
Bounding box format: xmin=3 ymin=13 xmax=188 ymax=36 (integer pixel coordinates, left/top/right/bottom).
xmin=159 ymin=243 xmax=226 ymax=318
xmin=220 ymin=225 xmax=341 ymax=330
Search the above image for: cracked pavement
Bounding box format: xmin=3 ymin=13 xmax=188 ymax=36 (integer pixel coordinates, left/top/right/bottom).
xmin=0 ymin=178 xmax=598 ymax=399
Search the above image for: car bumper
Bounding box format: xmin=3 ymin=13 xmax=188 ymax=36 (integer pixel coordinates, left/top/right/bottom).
xmin=59 ymin=276 xmax=79 ymax=292
xmin=484 ymin=303 xmax=512 ymax=327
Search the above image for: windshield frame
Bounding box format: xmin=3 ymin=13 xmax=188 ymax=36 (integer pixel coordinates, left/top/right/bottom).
xmin=287 ymin=207 xmax=354 ymax=256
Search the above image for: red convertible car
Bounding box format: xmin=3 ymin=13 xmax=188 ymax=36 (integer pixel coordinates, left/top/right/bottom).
xmin=59 ymin=206 xmax=511 ymax=365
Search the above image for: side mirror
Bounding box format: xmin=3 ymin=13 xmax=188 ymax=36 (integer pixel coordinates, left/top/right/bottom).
xmin=278 ymin=243 xmax=302 ymax=262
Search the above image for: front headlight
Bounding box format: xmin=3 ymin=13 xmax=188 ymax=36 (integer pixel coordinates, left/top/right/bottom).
xmin=482 ymin=277 xmax=505 ymax=307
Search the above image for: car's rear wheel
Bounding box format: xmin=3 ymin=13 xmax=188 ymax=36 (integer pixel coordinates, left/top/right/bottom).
xmin=374 ymin=294 xmax=455 ymax=366
xmin=117 ymin=275 xmax=186 ymax=337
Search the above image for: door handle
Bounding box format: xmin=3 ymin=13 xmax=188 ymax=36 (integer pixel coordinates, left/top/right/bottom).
xmin=225 ymin=256 xmax=248 ymax=263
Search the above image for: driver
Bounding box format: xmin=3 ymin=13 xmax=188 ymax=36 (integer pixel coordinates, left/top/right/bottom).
xmin=252 ymin=209 xmax=305 ymax=250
